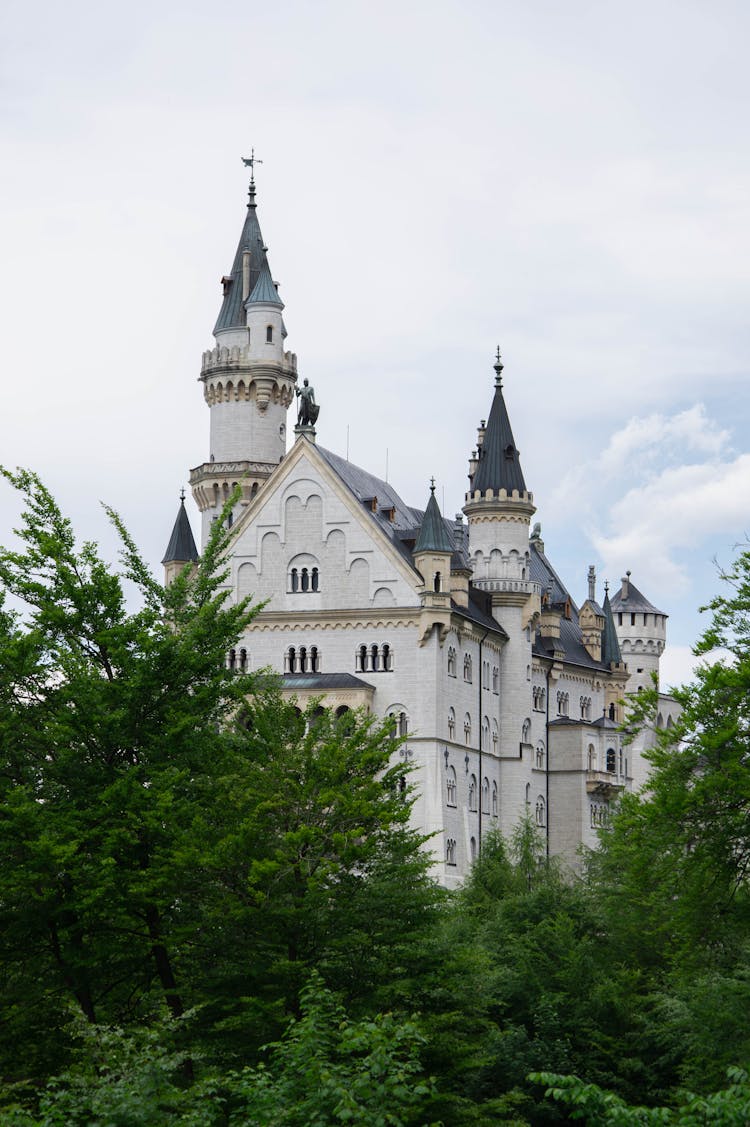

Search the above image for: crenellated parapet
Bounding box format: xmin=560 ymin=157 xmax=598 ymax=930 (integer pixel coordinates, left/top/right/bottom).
xmin=190 ymin=459 xmax=277 ymax=512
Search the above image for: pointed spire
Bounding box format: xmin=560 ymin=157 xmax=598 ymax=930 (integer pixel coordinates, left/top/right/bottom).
xmin=162 ymin=492 xmax=199 ymax=565
xmin=246 ymin=255 xmax=284 ymax=308
xmin=214 ymin=168 xmax=274 ymax=335
xmin=472 ymin=351 xmax=527 ymax=494
xmin=415 ymin=482 xmax=454 ymax=553
xmin=602 ymin=582 xmax=623 ymax=666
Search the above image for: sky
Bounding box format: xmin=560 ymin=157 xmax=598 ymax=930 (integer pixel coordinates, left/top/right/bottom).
xmin=1 ymin=0 xmax=749 ymax=689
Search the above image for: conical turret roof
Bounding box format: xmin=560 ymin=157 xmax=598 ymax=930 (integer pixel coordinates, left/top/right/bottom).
xmin=414 ymin=485 xmax=454 ymax=553
xmin=472 ymin=355 xmax=527 ymax=494
xmin=162 ymin=495 xmax=199 ymax=565
xmin=214 ymin=187 xmax=274 ymax=334
xmin=246 ymin=256 xmax=283 ymax=308
xmin=602 ymin=587 xmax=623 ymax=666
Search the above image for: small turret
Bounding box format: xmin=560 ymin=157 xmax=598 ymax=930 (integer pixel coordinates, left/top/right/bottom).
xmin=162 ymin=491 xmax=199 ymax=585
xmin=610 ymin=571 xmax=667 ymax=694
xmin=414 ymin=480 xmax=454 ymax=600
xmin=602 ymin=582 xmax=629 ymax=722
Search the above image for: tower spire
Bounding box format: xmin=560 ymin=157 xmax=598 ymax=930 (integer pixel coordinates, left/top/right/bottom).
xmin=471 ymin=351 xmax=526 ymax=495
xmin=241 ymin=149 xmax=263 ymax=208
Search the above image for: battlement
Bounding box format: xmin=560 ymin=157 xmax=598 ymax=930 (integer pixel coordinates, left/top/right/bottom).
xmin=201 ymin=344 xmax=297 ymax=375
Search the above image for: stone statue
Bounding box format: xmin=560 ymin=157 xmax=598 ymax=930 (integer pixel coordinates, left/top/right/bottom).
xmin=530 ymin=522 xmax=542 ymax=540
xmin=295 ymin=379 xmax=319 ymax=427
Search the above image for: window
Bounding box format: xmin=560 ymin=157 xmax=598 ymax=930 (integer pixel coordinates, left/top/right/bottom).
xmin=382 ymin=643 xmax=392 ymax=671
xmin=446 ymin=765 xmax=457 ymax=806
xmin=482 ymin=777 xmax=490 ymax=814
xmin=522 ymin=717 xmax=531 ymax=743
xmin=535 ymin=796 xmax=546 ymax=827
xmin=492 ymin=780 xmax=498 ymax=817
xmin=448 ymin=707 xmax=456 ymax=740
xmin=311 ymin=567 xmax=319 ymax=592
xmin=492 ymin=666 xmax=499 ymax=693
xmin=290 ymin=568 xmax=299 ymax=592
xmin=266 ymin=324 xmax=273 ymax=343
xmin=356 ymin=643 xmax=393 ymax=672
xmin=464 ymin=713 xmax=472 ymax=746
xmin=446 ymin=838 xmax=457 ymax=866
xmin=536 ymin=741 xmax=545 ymax=769
xmin=310 ymin=646 xmax=319 ymax=673
xmin=606 ymin=747 xmax=616 ymax=773
xmin=356 ymin=644 xmax=367 ymax=672
xmin=482 ymin=661 xmax=490 ymax=690
xmin=447 ymin=646 xmax=457 ymax=677
xmin=301 ymin=567 xmax=309 ymax=592
xmin=608 ymin=702 xmax=616 ymax=721
xmin=299 ymin=646 xmax=307 ymax=673
xmin=397 ymin=711 xmax=409 ymax=737
xmin=239 ymin=648 xmax=248 ymax=672
xmin=463 ymin=654 xmax=472 ymax=682
xmin=470 ymin=836 xmax=477 ymax=863
xmin=228 ymin=649 xmax=236 ymax=671
xmin=286 ymin=646 xmax=296 ymax=673
xmin=468 ymin=774 xmax=477 ymax=812
xmin=580 ymin=696 xmax=591 ymax=721
xmin=557 ymin=691 xmax=569 ymax=717
xmin=492 ymin=719 xmax=498 ymax=752
xmin=371 ymin=643 xmax=380 ymax=672
xmin=482 ymin=717 xmax=490 ymax=751
xmin=434 ymin=571 xmax=441 ymax=593
xmin=533 ymin=686 xmax=546 ymax=712
xmin=587 ymin=744 xmax=596 ymax=771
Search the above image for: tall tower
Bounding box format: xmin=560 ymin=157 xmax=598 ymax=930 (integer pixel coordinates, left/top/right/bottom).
xmin=464 ymin=353 xmax=538 ymax=778
xmin=190 ymin=163 xmax=298 ymax=545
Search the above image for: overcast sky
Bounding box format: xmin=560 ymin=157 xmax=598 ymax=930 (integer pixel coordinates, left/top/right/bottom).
xmin=2 ymin=0 xmax=749 ymax=687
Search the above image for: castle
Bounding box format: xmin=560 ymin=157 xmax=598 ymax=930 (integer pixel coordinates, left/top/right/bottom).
xmin=163 ymin=170 xmax=678 ymax=883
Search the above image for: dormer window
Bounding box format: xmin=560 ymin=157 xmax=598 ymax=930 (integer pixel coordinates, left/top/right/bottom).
xmin=266 ymin=325 xmax=273 ymax=343
xmin=504 ymin=444 xmax=514 ymax=459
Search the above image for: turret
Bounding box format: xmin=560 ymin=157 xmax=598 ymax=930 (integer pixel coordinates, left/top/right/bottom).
xmin=189 ymin=161 xmax=298 ymax=546
xmin=579 ymin=565 xmax=605 ymax=662
xmin=610 ymin=571 xmax=667 ymax=694
xmin=602 ymin=582 xmax=629 ymax=722
xmin=414 ymin=480 xmax=454 ymax=603
xmin=162 ymin=491 xmax=199 ymax=585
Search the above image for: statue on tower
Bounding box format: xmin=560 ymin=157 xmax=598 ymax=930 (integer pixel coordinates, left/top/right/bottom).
xmin=295 ymin=379 xmax=319 ymax=427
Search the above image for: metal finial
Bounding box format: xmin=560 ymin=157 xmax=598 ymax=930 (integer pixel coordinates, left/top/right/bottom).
xmin=430 ymin=476 xmax=436 ymax=494
xmin=493 ymin=345 xmax=504 ymax=387
xmin=180 ymin=487 xmax=186 ymax=502
xmin=241 ymin=149 xmax=263 ymax=205
xmin=604 ymin=580 xmax=610 ymax=594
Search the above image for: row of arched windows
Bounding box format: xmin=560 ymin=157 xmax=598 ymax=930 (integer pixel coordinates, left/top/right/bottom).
xmin=355 ymin=644 xmax=393 ymax=673
xmin=227 ymin=648 xmax=248 ymax=672
xmin=446 ymin=766 xmax=498 ymax=816
xmin=446 ymin=647 xmax=499 ymax=693
xmin=590 ymin=802 xmax=609 ymax=827
xmin=580 ymin=696 xmax=592 ymax=720
xmin=446 ymin=708 xmax=499 ymax=750
xmin=557 ymin=691 xmax=570 ymax=717
xmin=285 ymin=646 xmax=320 ymax=673
xmin=290 ymin=566 xmax=319 ymax=592
xmin=532 ymin=686 xmax=546 ymax=711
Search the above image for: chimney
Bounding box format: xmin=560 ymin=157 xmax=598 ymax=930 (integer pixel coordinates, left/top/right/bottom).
xmin=588 ymin=565 xmax=596 ymax=602
xmin=621 ymin=570 xmax=631 ymax=600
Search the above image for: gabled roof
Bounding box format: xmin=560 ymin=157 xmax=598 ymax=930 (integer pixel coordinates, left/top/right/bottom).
xmin=610 ymin=576 xmax=665 ymax=617
xmin=162 ymin=496 xmax=199 ymax=565
xmin=246 ymin=256 xmax=283 ymax=308
xmin=472 ymin=364 xmax=527 ymax=494
xmin=602 ymin=589 xmax=623 ymax=666
xmin=214 ymin=193 xmax=271 ymax=334
xmin=414 ymin=487 xmax=454 ymax=553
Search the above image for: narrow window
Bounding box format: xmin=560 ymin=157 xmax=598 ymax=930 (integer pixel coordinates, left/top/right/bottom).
xmin=311 ymin=567 xmax=319 ymax=591
xmin=535 ymin=797 xmax=546 ymax=827
xmin=469 ymin=774 xmax=477 ymax=812
xmin=291 ymin=568 xmax=299 ymax=592
xmin=301 ymin=567 xmax=309 ymax=592
xmin=310 ymin=646 xmax=319 ymax=673
xmin=239 ymin=648 xmax=247 ymax=672
xmin=464 ymin=713 xmax=471 ymax=746
xmin=371 ymin=643 xmax=380 ymax=672
xmin=382 ymin=643 xmax=391 ymax=671
xmin=492 ymin=781 xmax=498 ymax=816
xmin=299 ymin=646 xmax=307 ymax=673
xmin=287 ymin=646 xmax=296 ymax=673
xmin=434 ymin=571 xmax=441 ymax=592
xmin=606 ymin=747 xmax=616 ymax=773
xmin=448 ymin=707 xmax=456 ymax=740
xmin=482 ymin=777 xmax=490 ymax=814
xmin=228 ymin=649 xmax=236 ymax=671
xmin=470 ymin=836 xmax=477 ymax=862
xmin=446 ymin=765 xmax=457 ymax=806
xmin=357 ymin=644 xmax=367 ymax=673
xmin=266 ymin=324 xmax=273 ymax=343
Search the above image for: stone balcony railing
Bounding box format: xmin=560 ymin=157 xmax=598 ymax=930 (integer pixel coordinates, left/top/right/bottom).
xmin=472 ymin=578 xmax=541 ymax=596
xmin=586 ymin=770 xmax=626 ymax=796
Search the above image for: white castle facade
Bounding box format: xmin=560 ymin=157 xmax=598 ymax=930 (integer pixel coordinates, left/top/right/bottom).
xmin=163 ymin=175 xmax=678 ymax=884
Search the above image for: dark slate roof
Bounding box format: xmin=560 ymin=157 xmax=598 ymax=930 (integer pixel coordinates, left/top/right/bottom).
xmin=455 ymin=593 xmax=509 ymax=639
xmin=530 ymin=542 xmax=609 ymax=672
xmin=246 ymin=256 xmax=283 ymax=308
xmin=162 ymin=497 xmax=199 ymax=565
xmin=283 ymin=673 xmax=374 ymax=691
xmin=602 ymin=590 xmax=623 ymax=666
xmin=414 ymin=488 xmax=454 ymax=553
xmin=214 ymin=194 xmax=271 ymax=334
xmin=472 ymin=373 xmax=527 ymax=494
xmin=592 ymin=714 xmax=619 ymax=730
xmin=609 ymin=576 xmax=665 ymax=616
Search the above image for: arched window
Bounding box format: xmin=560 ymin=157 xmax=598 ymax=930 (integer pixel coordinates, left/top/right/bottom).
xmin=538 ymin=688 xmax=546 ymax=711
xmin=228 ymin=649 xmax=236 ymax=671
xmin=382 ymin=643 xmax=392 ymax=671
xmin=482 ymin=716 xmax=490 ymax=751
xmin=470 ymin=836 xmax=477 ymax=863
xmin=397 ymin=711 xmax=408 ymax=737
xmin=606 ymin=747 xmax=616 ymax=773
xmin=464 ymin=713 xmax=471 ymax=746
xmin=469 ymin=774 xmax=477 ymax=811
xmin=492 ymin=666 xmax=499 ymax=693
xmin=311 ymin=567 xmax=319 ymax=591
xmin=535 ymin=796 xmax=546 ymax=827
xmin=447 ymin=646 xmax=457 ymax=677
xmin=482 ymin=777 xmax=490 ymax=814
xmin=371 ymin=643 xmax=379 ymax=672
xmin=301 ymin=567 xmax=309 ymax=592
xmin=239 ymin=648 xmax=247 ymax=672
xmin=590 ymin=803 xmax=598 ymax=828
xmin=299 ymin=646 xmax=307 ymax=673
xmin=492 ymin=780 xmax=498 ymax=817
xmin=448 ymin=707 xmax=456 ymax=740
xmin=290 ymin=568 xmax=299 ymax=592
xmin=492 ymin=719 xmax=498 ymax=752
xmin=463 ymin=654 xmax=472 ymax=682
xmin=609 ymin=702 xmax=616 ymax=721
xmin=525 ymin=782 xmax=531 ymax=805
xmin=522 ymin=717 xmax=531 ymax=743
xmin=446 ymin=765 xmax=457 ymax=806
xmin=434 ymin=571 xmax=441 ymax=592
xmin=250 ymin=481 xmax=258 ymax=498
xmin=266 ymin=324 xmax=273 ymax=343
xmin=286 ymin=646 xmax=296 ymax=673
xmin=446 ymin=838 xmax=457 ymax=866
xmin=356 ymin=644 xmax=367 ymax=672
xmin=536 ymin=741 xmax=545 ymax=769
xmin=310 ymin=646 xmax=319 ymax=673
xmin=587 ymin=744 xmax=596 ymax=771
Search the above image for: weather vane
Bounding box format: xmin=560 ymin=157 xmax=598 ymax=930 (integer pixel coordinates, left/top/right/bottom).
xmin=241 ymin=149 xmax=263 ymax=183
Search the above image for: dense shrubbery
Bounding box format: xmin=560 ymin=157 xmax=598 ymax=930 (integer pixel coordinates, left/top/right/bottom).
xmin=1 ymin=470 xmax=749 ymax=1124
